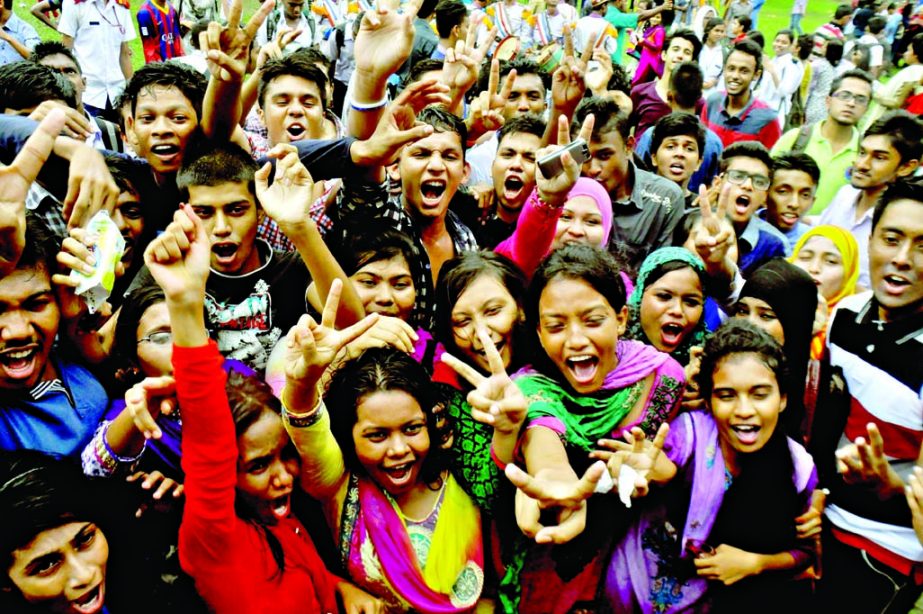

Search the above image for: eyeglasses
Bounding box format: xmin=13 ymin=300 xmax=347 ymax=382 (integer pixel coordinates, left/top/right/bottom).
xmin=831 ymin=91 xmax=870 ymax=106
xmin=138 ymin=331 xmax=172 ymax=345
xmin=725 ymin=169 xmax=771 ymax=191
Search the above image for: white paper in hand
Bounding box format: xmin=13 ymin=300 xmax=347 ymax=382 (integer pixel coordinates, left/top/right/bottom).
xmin=594 ymin=466 xmax=614 ymax=494
xmin=618 ymin=464 xmax=639 ymax=509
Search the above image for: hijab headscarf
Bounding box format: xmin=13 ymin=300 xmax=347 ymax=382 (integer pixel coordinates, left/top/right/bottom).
xmin=565 ymin=177 xmax=614 ymax=246
xmin=626 ymin=247 xmax=709 ymax=366
xmin=739 ymin=259 xmax=817 ymax=441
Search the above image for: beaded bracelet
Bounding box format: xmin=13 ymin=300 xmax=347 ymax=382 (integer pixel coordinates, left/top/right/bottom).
xmin=282 ymin=400 xmax=326 ymax=429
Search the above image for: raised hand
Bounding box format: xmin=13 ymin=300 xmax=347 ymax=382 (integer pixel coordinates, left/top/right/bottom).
xmin=257 ymin=26 xmax=303 ymax=68
xmin=0 ymin=108 xmax=65 ymax=275
xmin=443 ymin=25 xmax=496 ymax=103
xmin=836 ymin=422 xmax=906 ymax=499
xmin=143 ymin=205 xmax=211 ymax=306
xmin=550 ymin=26 xmax=587 ymax=113
xmin=123 ymin=375 xmax=178 ymax=441
xmin=691 ymin=181 xmax=734 ymax=267
xmin=354 ymin=3 xmax=417 ymax=81
xmin=505 ymin=461 xmax=606 ymax=544
xmin=255 ymin=144 xmax=315 ymax=229
xmin=464 ymin=58 xmax=516 ymax=142
xmin=127 ymin=470 xmax=184 ymax=517
xmin=591 ymin=423 xmax=672 ymax=499
xmin=584 ymin=48 xmax=614 ymax=96
xmin=62 ymin=144 xmax=120 ymax=230
xmin=202 ymin=0 xmax=274 ymax=82
xmin=441 ymin=328 xmax=526 ymax=435
xmin=534 ymin=113 xmax=594 ymax=206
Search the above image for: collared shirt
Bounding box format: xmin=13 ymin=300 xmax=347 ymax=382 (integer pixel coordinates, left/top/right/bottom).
xmin=0 ymin=14 xmax=40 ymax=65
xmin=255 ymin=10 xmax=321 ymax=50
xmin=574 ymin=13 xmax=617 ymax=56
xmin=772 ymin=120 xmax=861 ymax=215
xmin=58 ymin=0 xmax=137 ymax=108
xmin=701 ymin=91 xmax=782 ymax=149
xmin=819 ymin=184 xmax=872 ymax=287
xmin=737 ymin=215 xmax=787 ymax=275
xmin=757 ymin=209 xmax=809 ymax=256
xmin=633 ymin=114 xmax=723 ymax=194
xmin=0 ymin=357 xmax=108 ymax=457
xmin=607 ymin=163 xmax=685 ymax=268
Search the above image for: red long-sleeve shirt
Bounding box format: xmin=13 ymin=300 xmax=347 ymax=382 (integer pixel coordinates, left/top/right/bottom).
xmin=175 ymin=342 xmax=339 ymax=614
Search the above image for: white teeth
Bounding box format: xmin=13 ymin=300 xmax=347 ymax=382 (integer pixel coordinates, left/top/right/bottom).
xmin=3 ymin=350 xmax=32 ymax=359
xmin=569 ymin=355 xmax=593 ymax=362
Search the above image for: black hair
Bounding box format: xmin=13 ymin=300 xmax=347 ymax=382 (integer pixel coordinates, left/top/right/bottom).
xmin=703 ymin=17 xmax=725 ymax=42
xmin=829 ymin=67 xmax=872 ymax=94
xmin=416 ymin=106 xmax=468 ymax=157
xmin=665 ymin=29 xmax=703 ymax=61
xmin=573 ymin=95 xmax=630 ymax=141
xmin=527 ymin=244 xmax=627 ymax=329
xmin=796 ymin=34 xmax=813 ymax=61
xmin=498 ymin=113 xmax=546 ymax=143
xmin=744 ymin=29 xmax=765 ymax=48
xmin=112 ymin=284 xmax=166 ymax=387
xmin=736 ymin=15 xmax=752 ymax=33
xmin=910 ymin=32 xmax=923 ymax=63
xmin=333 ymin=226 xmax=418 ymax=277
xmin=30 ymin=40 xmax=81 ymax=73
xmin=121 ymin=62 xmax=207 ymax=119
xmin=669 ymin=61 xmax=703 ymax=109
xmin=864 ymin=110 xmax=923 ymax=165
xmin=291 ymin=46 xmax=333 ymax=74
xmin=176 ymin=141 xmax=259 ymax=200
xmin=727 ymin=38 xmax=763 ymax=73
xmin=418 ymin=0 xmax=439 ymax=18
xmin=18 ymin=213 xmax=60 ymax=274
xmin=772 ymin=152 xmax=820 ymax=185
xmin=0 ymin=61 xmax=77 ymax=111
xmin=850 ymin=44 xmax=872 ymax=71
xmin=325 ymin=347 xmax=452 ymax=483
xmin=834 ymin=3 xmax=853 ymax=20
xmin=434 ymin=0 xmax=467 ymax=38
xmin=258 ymin=55 xmax=328 ymax=111
xmin=873 ymin=180 xmax=923 ymax=231
xmin=405 ymin=58 xmax=445 ymax=89
xmin=826 ymin=39 xmax=845 ymax=66
xmin=775 ymin=28 xmax=794 ymax=45
xmin=607 ymin=62 xmax=632 ymax=96
xmin=435 ymin=250 xmax=527 ymax=365
xmin=697 ymin=319 xmax=786 ymax=405
xmin=719 ymin=141 xmax=772 ymax=174
xmin=187 ymin=19 xmax=210 ymax=51
xmin=867 ymin=14 xmax=887 ymax=35
xmin=673 ymin=207 xmax=734 ymax=245
xmin=501 ymin=57 xmax=550 ymax=93
xmin=649 ymin=112 xmax=705 ymax=161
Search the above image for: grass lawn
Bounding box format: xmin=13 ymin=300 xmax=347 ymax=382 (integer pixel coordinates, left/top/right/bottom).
xmin=12 ymin=0 xmax=843 ymax=70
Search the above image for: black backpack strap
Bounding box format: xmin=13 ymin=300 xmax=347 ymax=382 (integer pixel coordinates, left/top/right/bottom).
xmin=94 ymin=116 xmax=123 ymax=153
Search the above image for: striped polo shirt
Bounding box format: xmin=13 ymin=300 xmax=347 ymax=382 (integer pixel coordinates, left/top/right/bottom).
xmin=700 ymin=91 xmax=782 ymax=149
xmin=824 ymin=292 xmax=923 ymax=575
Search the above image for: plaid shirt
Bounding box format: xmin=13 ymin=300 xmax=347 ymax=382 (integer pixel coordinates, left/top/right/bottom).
xmin=336 ymin=180 xmax=478 ymax=330
xmin=255 ymin=180 xmax=340 ymax=251
xmin=26 ymin=184 xmax=68 ymax=239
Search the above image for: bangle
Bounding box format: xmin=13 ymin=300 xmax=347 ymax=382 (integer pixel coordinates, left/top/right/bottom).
xmin=490 ymin=445 xmax=509 ymax=471
xmin=282 ymin=399 xmax=325 ymax=429
xmin=349 ymin=95 xmax=389 ymax=112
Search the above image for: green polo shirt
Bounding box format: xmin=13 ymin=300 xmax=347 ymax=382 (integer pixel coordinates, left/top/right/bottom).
xmin=771 ymin=121 xmax=861 ymax=215
xmin=604 ymin=7 xmax=639 ymax=65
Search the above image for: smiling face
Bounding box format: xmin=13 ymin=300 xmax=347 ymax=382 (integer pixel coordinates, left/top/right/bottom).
xmin=552 ymin=196 xmax=606 ymax=250
xmin=772 ymin=33 xmax=792 ymax=56
xmin=236 ymin=411 xmax=300 ymax=525
xmin=353 ymin=389 xmax=430 ymax=497
xmin=350 ymin=255 xmax=416 ymax=321
xmin=260 ymin=75 xmax=326 ymax=146
xmin=640 ymin=267 xmax=705 ymax=354
xmin=851 ymin=134 xmax=917 ymax=191
xmin=399 ymin=130 xmax=469 ymax=223
xmin=450 ymin=274 xmax=520 ymax=372
xmin=504 ymin=73 xmax=546 ymax=119
xmin=869 ymin=199 xmax=923 ymax=322
xmin=662 ymin=36 xmax=696 ymax=74
xmin=722 ymin=156 xmax=770 ymax=230
xmin=538 ymin=277 xmax=628 ymax=394
xmin=0 ymin=265 xmax=59 ymax=391
xmin=492 ymin=131 xmax=540 ymax=213
xmin=723 ymin=50 xmax=760 ymax=97
xmin=733 ymin=297 xmax=785 ymax=344
xmin=188 ymin=181 xmax=261 ymax=275
xmin=8 ymin=522 xmax=108 ymax=614
xmin=135 ymin=301 xmax=172 ymax=377
xmin=128 ymin=85 xmax=199 ymax=177
xmin=652 ymin=135 xmax=701 ymax=188
xmin=792 ymin=235 xmax=846 ymax=302
xmin=710 ymin=352 xmax=786 ymax=460
xmin=767 ymin=169 xmax=816 ymax=232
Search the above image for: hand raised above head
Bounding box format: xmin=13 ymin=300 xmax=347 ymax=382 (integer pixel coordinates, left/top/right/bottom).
xmin=143 ymin=205 xmax=211 ymax=306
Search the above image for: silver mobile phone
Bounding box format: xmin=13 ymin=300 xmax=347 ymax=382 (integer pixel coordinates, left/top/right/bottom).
xmin=538 ymin=138 xmax=590 ymax=178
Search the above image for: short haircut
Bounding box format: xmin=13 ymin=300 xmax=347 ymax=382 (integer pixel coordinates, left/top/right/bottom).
xmin=867 ymin=15 xmax=887 ymax=34
xmin=104 ymin=155 xmax=142 ymax=197
xmin=911 ymin=32 xmax=923 ymax=61
xmin=258 ymin=54 xmax=328 ymax=111
xmin=744 ymin=29 xmax=765 ymax=48
xmin=719 ymin=141 xmax=772 ymax=174
xmin=775 ymin=28 xmax=794 ymax=44
xmin=18 ymin=213 xmax=61 ymax=274
xmin=405 ymin=58 xmax=444 ymax=88
xmin=829 ymin=67 xmax=873 ymax=94
xmin=291 ymin=46 xmax=333 ymax=75
xmin=498 ymin=113 xmax=546 ymax=143
xmin=121 ymin=62 xmax=207 ymax=119
xmin=176 ymin=142 xmax=259 ymax=201
xmin=736 ymin=15 xmax=752 ymax=32
xmin=873 ymin=180 xmax=923 ymax=230
xmin=418 ymin=0 xmax=439 ymax=18
xmin=501 ymin=57 xmax=549 ymax=92
xmin=650 ymin=112 xmax=705 ymax=160
xmin=826 ymin=39 xmax=845 ymax=65
xmin=772 ymin=152 xmax=820 ymax=185
xmin=573 ymin=96 xmax=630 ymax=141
xmin=434 ymin=0 xmax=467 ymax=38
xmin=726 ymin=38 xmax=763 ymax=73
xmin=665 ymin=29 xmax=703 ymax=61
xmin=0 ymin=61 xmax=77 ymax=111
xmin=834 ymin=4 xmax=853 ymax=20
xmin=416 ymin=106 xmax=468 ymax=156
xmin=796 ymin=34 xmax=813 ymax=61
xmin=607 ymin=63 xmax=632 ymax=95
xmin=29 ymin=41 xmax=81 ymax=73
xmin=864 ymin=110 xmax=923 ymax=164
xmin=670 ymin=61 xmax=703 ymax=109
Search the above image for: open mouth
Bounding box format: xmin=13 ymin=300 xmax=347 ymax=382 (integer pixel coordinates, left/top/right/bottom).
xmin=382 ymin=461 xmax=415 ymax=487
xmin=286 ymin=123 xmax=306 ymax=141
xmin=270 ymin=494 xmax=291 ymax=520
xmin=779 ymin=211 xmax=799 ymax=224
xmin=565 ymin=354 xmax=599 ymax=386
xmin=475 ymin=339 xmax=505 ymax=358
xmin=668 ymin=161 xmax=688 ymax=177
xmin=660 ymin=322 xmax=685 ymax=348
xmin=503 ymin=175 xmax=526 ymax=204
xmin=0 ymin=345 xmax=39 ymax=382
xmin=420 ymin=180 xmax=447 ymax=206
xmin=734 ymin=194 xmax=751 ymax=217
xmin=212 ymin=242 xmax=238 ymax=266
xmin=882 ymin=273 xmax=912 ymax=295
xmin=150 ymin=143 xmax=180 ymax=163
xmin=71 ymin=583 xmax=104 ymax=614
xmin=730 ymin=424 xmax=761 ymax=446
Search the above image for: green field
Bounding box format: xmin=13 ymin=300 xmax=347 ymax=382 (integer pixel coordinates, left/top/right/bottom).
xmin=12 ymin=0 xmax=842 ymax=70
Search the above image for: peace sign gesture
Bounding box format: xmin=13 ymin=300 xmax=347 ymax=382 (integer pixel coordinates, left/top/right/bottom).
xmin=465 ymin=58 xmax=516 ymax=142
xmin=440 ymin=328 xmax=526 ymax=435
xmin=202 ymin=0 xmax=275 ymax=82
xmin=443 ymin=25 xmax=497 ymax=104
xmin=691 ymin=181 xmax=734 ymax=268
xmin=590 ymin=424 xmax=674 ymax=500
xmin=534 ymin=113 xmax=595 ymax=207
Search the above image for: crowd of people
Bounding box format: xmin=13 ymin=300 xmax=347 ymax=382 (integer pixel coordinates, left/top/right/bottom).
xmin=1 ymin=0 xmax=923 ymax=611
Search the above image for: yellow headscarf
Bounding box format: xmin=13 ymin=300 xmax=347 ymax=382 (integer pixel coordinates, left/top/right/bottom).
xmin=789 ymin=226 xmax=861 ymax=359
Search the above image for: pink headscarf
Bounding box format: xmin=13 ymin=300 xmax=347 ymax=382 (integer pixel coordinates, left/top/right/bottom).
xmin=565 ymin=178 xmax=614 ymax=246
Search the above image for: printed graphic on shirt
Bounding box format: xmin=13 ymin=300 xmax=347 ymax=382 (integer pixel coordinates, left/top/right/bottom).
xmin=205 ymin=279 xmax=282 ymax=371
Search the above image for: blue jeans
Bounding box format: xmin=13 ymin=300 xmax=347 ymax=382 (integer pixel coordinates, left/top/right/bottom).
xmin=790 ymin=13 xmax=803 ymax=34
xmin=750 ymin=0 xmax=766 ymax=30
